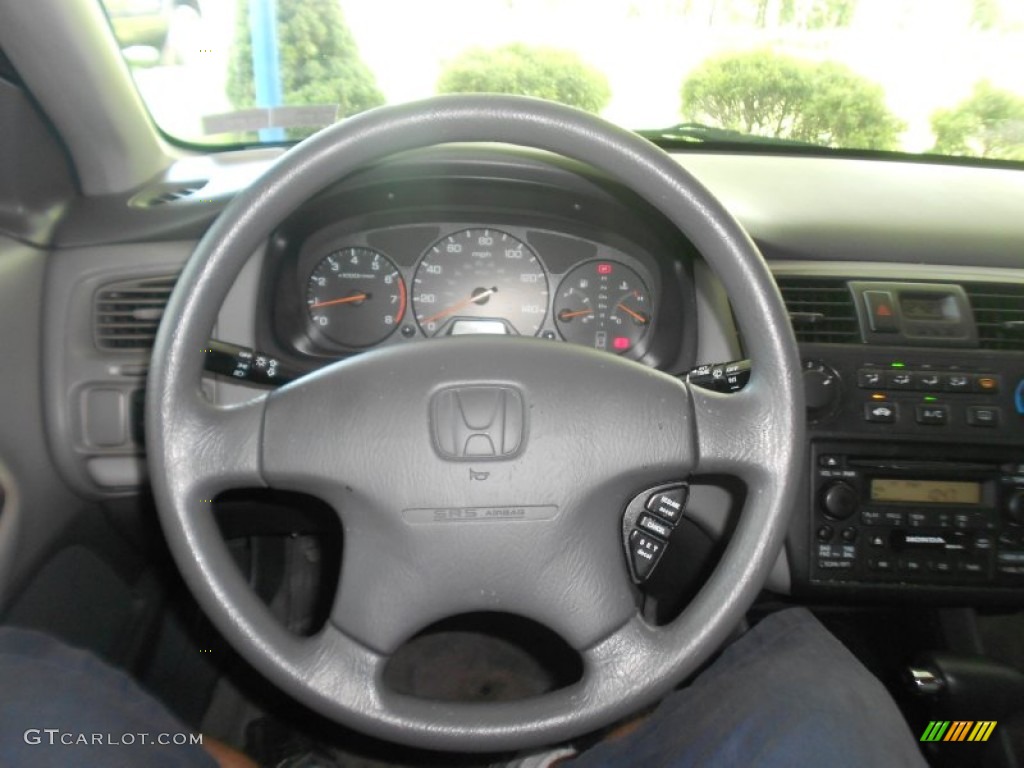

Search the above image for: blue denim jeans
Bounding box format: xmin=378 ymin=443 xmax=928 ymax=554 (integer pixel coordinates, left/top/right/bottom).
xmin=0 ymin=626 xmax=216 ymax=768
xmin=0 ymin=608 xmax=927 ymax=767
xmin=567 ymin=607 xmax=928 ymax=767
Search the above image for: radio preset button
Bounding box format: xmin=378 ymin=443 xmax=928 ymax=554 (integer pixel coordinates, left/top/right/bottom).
xmin=861 ymin=510 xmax=884 ymax=526
xmin=883 ymin=511 xmax=906 ymax=526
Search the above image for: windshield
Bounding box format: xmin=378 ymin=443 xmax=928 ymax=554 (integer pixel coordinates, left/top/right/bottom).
xmin=102 ymin=0 xmax=1024 ymax=161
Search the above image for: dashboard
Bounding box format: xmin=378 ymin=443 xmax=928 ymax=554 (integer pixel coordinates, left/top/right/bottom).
xmin=34 ymin=144 xmax=1024 ymax=608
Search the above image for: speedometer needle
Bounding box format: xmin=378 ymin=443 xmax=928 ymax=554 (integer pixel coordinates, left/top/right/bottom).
xmin=617 ymin=303 xmax=649 ymax=324
xmin=423 ymin=287 xmax=498 ymax=325
xmin=310 ymin=293 xmax=368 ymax=309
xmin=558 ymin=308 xmax=593 ymax=320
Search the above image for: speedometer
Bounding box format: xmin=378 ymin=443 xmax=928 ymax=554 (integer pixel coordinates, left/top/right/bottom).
xmin=412 ymin=229 xmax=549 ymax=337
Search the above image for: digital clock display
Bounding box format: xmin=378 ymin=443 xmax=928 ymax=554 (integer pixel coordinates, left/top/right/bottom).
xmin=900 ymin=294 xmax=959 ymax=322
xmin=870 ymin=478 xmax=981 ymax=505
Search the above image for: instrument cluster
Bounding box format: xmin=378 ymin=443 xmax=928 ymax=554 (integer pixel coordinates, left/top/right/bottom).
xmin=294 ymin=222 xmax=660 ymax=360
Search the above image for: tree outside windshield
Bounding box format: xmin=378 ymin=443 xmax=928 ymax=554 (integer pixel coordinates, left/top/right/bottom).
xmin=103 ymin=0 xmax=1024 ymax=160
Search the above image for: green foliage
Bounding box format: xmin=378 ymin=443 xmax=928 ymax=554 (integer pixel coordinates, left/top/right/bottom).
xmin=807 ymin=0 xmax=858 ymax=29
xmin=227 ymin=0 xmax=384 ymax=137
xmin=931 ymin=81 xmax=1024 ymax=160
xmin=970 ymin=0 xmax=1001 ymax=30
xmin=680 ymin=49 xmax=903 ymax=150
xmin=436 ymin=43 xmax=611 ymax=114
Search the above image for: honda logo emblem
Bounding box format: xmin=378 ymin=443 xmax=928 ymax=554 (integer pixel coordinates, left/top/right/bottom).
xmin=431 ymin=385 xmax=525 ymax=460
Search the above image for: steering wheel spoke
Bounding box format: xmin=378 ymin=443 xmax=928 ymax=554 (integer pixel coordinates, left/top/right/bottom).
xmin=689 ymin=382 xmax=781 ymax=482
xmin=152 ymin=391 xmax=268 ymax=504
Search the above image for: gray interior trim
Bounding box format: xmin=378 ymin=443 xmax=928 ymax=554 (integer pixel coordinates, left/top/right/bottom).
xmin=0 ymin=237 xmax=86 ymax=613
xmin=0 ymin=0 xmax=171 ymax=195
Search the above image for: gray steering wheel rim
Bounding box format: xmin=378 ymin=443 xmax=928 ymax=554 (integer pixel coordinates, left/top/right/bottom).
xmin=147 ymin=94 xmax=804 ymax=752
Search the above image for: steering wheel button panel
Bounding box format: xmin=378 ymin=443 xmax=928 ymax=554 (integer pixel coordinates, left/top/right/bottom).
xmin=645 ymin=486 xmax=688 ymax=524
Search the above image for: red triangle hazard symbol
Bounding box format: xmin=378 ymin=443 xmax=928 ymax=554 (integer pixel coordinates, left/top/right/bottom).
xmin=877 ymin=304 xmax=892 ymax=317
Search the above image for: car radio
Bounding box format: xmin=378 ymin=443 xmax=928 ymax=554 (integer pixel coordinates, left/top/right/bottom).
xmin=810 ymin=445 xmax=1024 ymax=588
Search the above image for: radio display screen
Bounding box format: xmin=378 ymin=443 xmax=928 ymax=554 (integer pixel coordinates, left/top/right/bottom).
xmin=870 ymin=478 xmax=981 ymax=505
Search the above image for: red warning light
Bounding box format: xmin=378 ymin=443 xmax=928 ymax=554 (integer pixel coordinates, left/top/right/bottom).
xmin=597 ymin=263 xmax=613 ymax=275
xmin=876 ymin=304 xmax=893 ymax=317
xmin=613 ymin=336 xmax=631 ymax=350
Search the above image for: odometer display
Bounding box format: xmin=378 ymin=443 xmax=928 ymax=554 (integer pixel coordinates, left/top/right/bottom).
xmin=412 ymin=229 xmax=549 ymax=337
xmin=306 ymin=247 xmax=406 ymax=347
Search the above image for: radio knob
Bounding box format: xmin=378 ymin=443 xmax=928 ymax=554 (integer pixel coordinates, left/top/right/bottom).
xmin=803 ymin=361 xmax=841 ymax=421
xmin=1008 ymin=490 xmax=1024 ymax=525
xmin=822 ymin=481 xmax=859 ymax=521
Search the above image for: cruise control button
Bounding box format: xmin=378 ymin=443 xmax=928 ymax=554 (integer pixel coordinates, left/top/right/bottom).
xmin=628 ymin=530 xmax=665 ymax=582
xmin=637 ymin=513 xmax=672 ymax=539
xmin=645 ymin=486 xmax=687 ymax=524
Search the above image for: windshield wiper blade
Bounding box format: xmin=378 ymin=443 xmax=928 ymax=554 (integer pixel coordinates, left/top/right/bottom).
xmin=636 ymin=123 xmax=818 ymax=148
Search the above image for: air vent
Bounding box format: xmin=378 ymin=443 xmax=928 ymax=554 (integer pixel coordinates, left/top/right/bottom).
xmin=132 ymin=180 xmax=208 ymax=207
xmin=94 ymin=275 xmax=177 ymax=350
xmin=964 ymin=282 xmax=1024 ymax=351
xmin=776 ymin=277 xmax=860 ymax=344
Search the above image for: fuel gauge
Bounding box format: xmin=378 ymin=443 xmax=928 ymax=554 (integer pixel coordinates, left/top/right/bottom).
xmin=554 ymin=260 xmax=651 ymax=353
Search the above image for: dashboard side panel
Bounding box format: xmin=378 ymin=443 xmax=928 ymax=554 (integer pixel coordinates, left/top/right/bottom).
xmin=0 ymin=238 xmax=85 ymax=610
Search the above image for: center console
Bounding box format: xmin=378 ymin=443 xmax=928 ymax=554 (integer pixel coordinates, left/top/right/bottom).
xmin=775 ymin=275 xmax=1024 ymax=604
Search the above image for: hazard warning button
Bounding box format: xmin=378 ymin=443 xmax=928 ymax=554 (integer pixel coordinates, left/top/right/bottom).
xmin=864 ymin=290 xmax=899 ymax=333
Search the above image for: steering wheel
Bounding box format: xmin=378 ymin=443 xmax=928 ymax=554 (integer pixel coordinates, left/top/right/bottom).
xmin=147 ymin=95 xmax=803 ymax=753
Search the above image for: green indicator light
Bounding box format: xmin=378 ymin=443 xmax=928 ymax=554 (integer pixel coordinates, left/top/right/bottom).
xmin=890 ymin=362 xmax=906 ymax=368
xmin=924 ymin=396 xmax=937 ymax=402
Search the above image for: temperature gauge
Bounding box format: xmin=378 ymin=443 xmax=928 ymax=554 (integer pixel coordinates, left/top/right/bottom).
xmin=554 ymin=260 xmax=651 ymax=353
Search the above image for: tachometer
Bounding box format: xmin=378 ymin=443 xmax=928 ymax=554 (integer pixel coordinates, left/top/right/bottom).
xmin=306 ymin=247 xmax=406 ymax=347
xmin=554 ymin=260 xmax=651 ymax=353
xmin=412 ymin=229 xmax=549 ymax=337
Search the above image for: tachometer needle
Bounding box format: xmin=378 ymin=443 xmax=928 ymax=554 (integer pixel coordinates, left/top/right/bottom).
xmin=310 ymin=293 xmax=368 ymax=309
xmin=617 ymin=303 xmax=649 ymax=324
xmin=558 ymin=308 xmax=593 ymax=321
xmin=423 ymin=287 xmax=498 ymax=325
